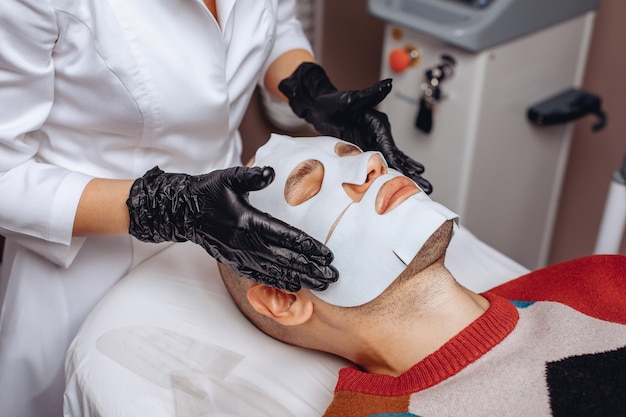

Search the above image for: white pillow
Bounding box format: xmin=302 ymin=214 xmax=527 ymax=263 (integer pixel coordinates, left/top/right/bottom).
xmin=65 ymin=241 xmax=348 ymax=417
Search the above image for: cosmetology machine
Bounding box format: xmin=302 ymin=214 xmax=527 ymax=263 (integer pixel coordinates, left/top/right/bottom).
xmin=368 ymin=0 xmax=604 ymax=269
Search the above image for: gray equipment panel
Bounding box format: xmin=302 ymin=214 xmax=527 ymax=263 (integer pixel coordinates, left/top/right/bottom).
xmin=368 ymin=0 xmax=600 ymax=51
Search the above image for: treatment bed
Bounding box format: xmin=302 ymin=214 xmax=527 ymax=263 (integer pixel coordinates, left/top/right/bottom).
xmin=64 ymin=225 xmax=529 ymax=417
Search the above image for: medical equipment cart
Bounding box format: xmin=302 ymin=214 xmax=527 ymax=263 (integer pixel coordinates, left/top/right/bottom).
xmin=369 ymin=0 xmax=602 ymax=269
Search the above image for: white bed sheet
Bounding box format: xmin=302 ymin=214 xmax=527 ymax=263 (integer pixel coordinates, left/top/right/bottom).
xmin=64 ymin=226 xmax=529 ymax=417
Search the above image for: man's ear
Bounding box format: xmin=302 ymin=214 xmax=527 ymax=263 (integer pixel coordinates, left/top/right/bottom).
xmin=247 ymin=284 xmax=313 ymax=326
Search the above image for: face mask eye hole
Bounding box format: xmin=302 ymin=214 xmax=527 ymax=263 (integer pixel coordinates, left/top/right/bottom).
xmin=334 ymin=142 xmax=362 ymax=157
xmin=284 ymin=160 xmax=324 ymax=206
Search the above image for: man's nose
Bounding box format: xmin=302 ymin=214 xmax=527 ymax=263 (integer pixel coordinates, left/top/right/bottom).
xmin=342 ymin=153 xmax=387 ymax=202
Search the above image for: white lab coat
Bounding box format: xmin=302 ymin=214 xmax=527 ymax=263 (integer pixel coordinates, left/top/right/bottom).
xmin=0 ymin=1 xmax=312 ymax=416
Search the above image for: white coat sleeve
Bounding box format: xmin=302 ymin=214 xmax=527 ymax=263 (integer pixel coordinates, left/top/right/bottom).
xmin=0 ymin=0 xmax=92 ymax=267
xmin=262 ymin=0 xmax=314 ymax=77
xmin=259 ymin=0 xmax=314 ymax=130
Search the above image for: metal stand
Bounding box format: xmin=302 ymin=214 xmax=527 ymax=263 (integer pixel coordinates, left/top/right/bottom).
xmin=594 ymin=153 xmax=626 ymax=254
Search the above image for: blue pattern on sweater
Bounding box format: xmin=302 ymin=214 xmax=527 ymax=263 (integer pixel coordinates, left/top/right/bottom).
xmin=511 ymin=300 xmax=535 ymax=308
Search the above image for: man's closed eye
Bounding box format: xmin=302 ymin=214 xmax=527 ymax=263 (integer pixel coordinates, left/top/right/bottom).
xmin=284 ymin=159 xmax=324 ymax=206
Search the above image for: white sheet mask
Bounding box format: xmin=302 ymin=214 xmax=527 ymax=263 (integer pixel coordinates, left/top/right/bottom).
xmin=250 ymin=134 xmax=458 ymax=307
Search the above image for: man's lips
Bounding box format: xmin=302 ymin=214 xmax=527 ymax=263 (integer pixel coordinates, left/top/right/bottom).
xmin=375 ymin=176 xmax=420 ymax=214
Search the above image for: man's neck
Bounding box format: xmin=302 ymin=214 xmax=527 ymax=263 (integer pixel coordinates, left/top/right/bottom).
xmin=332 ymin=265 xmax=489 ymax=377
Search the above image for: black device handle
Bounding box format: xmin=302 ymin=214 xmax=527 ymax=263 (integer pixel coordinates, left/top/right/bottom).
xmin=527 ymin=88 xmax=607 ymax=132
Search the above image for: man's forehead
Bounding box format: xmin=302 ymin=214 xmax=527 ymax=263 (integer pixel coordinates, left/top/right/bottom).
xmin=256 ymin=135 xmax=358 ymax=163
xmin=256 ymin=134 xmax=373 ymax=196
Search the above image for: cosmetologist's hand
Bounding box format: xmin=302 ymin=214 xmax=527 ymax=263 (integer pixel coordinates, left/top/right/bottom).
xmin=126 ymin=166 xmax=339 ymax=292
xmin=279 ymin=62 xmax=433 ymax=194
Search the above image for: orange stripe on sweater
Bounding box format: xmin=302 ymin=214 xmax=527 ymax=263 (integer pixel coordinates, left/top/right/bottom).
xmin=323 ymin=390 xmax=410 ymax=417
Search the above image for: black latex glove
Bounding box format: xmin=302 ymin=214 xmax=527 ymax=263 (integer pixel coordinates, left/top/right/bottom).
xmin=279 ymin=62 xmax=433 ymax=194
xmin=127 ymin=166 xmax=338 ymax=292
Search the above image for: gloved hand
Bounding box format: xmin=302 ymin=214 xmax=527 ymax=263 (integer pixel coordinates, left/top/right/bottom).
xmin=127 ymin=166 xmax=338 ymax=292
xmin=279 ymin=62 xmax=433 ymax=194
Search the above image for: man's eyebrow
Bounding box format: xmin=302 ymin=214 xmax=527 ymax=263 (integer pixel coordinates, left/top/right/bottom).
xmin=334 ymin=142 xmax=361 ymax=156
xmin=285 ymin=159 xmax=320 ymax=193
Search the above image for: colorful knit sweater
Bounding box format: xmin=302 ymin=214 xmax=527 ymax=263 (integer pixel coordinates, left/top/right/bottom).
xmin=323 ymin=255 xmax=626 ymax=417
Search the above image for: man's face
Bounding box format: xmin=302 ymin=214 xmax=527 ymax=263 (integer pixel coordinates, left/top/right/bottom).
xmin=250 ymin=134 xmax=457 ymax=307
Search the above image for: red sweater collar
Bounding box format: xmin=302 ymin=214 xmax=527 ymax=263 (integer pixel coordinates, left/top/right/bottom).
xmin=334 ymin=293 xmax=519 ymax=396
